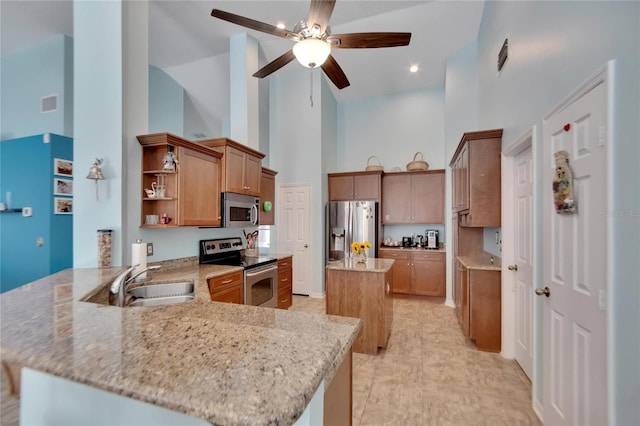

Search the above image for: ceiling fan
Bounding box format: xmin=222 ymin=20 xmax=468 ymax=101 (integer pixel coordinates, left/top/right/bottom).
xmin=211 ymin=0 xmax=411 ymax=90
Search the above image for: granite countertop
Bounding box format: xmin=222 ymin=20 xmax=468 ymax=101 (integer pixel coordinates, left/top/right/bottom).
xmin=0 ymin=263 xmax=361 ymax=425
xmin=326 ymin=258 xmax=395 ymax=273
xmin=457 ymin=252 xmax=502 ymax=271
xmin=379 ymin=245 xmax=446 ymax=253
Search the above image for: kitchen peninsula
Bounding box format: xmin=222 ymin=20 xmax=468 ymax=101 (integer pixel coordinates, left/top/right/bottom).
xmin=0 ymin=261 xmax=361 ymax=425
xmin=326 ymin=258 xmax=394 ymax=355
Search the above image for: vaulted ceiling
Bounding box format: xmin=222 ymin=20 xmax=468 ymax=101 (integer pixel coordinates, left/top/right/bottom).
xmin=1 ymin=0 xmax=484 ymax=101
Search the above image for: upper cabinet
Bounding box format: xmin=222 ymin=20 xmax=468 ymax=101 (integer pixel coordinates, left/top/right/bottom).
xmin=260 ymin=167 xmax=278 ymax=225
xmin=382 ymin=170 xmax=445 ymax=225
xmin=199 ymin=138 xmax=265 ymax=197
xmin=450 ymin=129 xmax=503 ymax=227
xmin=328 ymin=171 xmax=382 ymax=201
xmin=137 ymin=133 xmax=223 ymax=228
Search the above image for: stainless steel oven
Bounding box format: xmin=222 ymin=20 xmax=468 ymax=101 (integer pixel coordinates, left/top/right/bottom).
xmin=199 ymin=237 xmax=278 ymax=308
xmin=244 ymin=262 xmax=278 ymax=308
xmin=221 ymin=192 xmax=259 ymax=228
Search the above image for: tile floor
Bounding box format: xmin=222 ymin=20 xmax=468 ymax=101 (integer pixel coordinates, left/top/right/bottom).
xmin=1 ymin=294 xmax=540 ymax=426
xmin=290 ymin=294 xmax=541 ymax=426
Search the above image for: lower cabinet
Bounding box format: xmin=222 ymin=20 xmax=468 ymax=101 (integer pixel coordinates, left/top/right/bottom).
xmin=379 ymin=249 xmax=445 ymax=297
xmin=208 ymin=270 xmax=243 ymax=304
xmin=277 ymin=257 xmax=293 ymax=309
xmin=455 ymin=260 xmax=501 ymax=352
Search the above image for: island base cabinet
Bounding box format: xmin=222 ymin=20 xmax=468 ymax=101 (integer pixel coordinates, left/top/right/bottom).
xmin=323 ymin=349 xmax=352 ymax=426
xmin=326 ymin=269 xmax=392 ymax=355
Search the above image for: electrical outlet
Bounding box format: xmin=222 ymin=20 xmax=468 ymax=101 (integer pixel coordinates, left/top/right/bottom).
xmin=36 ymin=237 xmax=44 ymax=247
xmin=147 ymin=242 xmax=154 ymax=256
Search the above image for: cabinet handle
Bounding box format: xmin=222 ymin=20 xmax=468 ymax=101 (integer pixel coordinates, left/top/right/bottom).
xmin=281 ymin=278 xmax=288 ymax=282
xmin=386 ymin=283 xmax=390 ymax=294
xmin=221 ymin=279 xmax=233 ymax=284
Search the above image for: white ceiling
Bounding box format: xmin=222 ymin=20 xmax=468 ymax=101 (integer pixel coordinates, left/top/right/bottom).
xmin=0 ymin=0 xmax=484 ymax=102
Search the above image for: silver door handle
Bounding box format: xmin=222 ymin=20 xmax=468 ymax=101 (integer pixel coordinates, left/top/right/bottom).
xmin=508 ymin=265 xmax=518 ymax=271
xmin=535 ymin=287 xmax=550 ymax=297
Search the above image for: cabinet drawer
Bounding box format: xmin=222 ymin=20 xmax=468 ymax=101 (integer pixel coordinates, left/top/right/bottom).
xmin=277 ymin=291 xmax=292 ymax=309
xmin=378 ymin=250 xmax=410 ymax=260
xmin=208 ymin=271 xmax=243 ymax=293
xmin=411 ymin=251 xmax=444 ymax=261
xmin=277 ymin=257 xmax=292 ymax=270
xmin=211 ymin=284 xmax=243 ymax=304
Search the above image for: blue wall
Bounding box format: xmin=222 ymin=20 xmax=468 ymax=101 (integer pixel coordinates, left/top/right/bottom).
xmin=149 ymin=65 xmax=184 ymax=135
xmin=0 ymin=134 xmax=73 ymax=292
xmin=0 ymin=35 xmax=73 ymax=140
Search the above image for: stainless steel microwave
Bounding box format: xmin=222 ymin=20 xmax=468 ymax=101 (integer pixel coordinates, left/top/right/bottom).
xmin=221 ymin=192 xmax=259 ymax=228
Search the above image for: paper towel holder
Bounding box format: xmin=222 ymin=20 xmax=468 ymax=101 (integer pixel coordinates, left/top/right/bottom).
xmin=132 ymin=239 xmax=152 ymax=283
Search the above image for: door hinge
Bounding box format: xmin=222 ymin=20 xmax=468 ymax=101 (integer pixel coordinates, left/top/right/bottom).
xmin=598 ymin=125 xmax=606 ymax=147
xmin=598 ymin=289 xmax=606 ymax=311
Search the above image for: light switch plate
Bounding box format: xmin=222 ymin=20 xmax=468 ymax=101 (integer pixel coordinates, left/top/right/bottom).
xmin=22 ymin=207 xmax=33 ymax=217
xmin=147 ymin=243 xmax=154 ymax=256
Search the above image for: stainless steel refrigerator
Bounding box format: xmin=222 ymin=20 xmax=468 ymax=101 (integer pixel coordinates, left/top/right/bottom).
xmin=327 ymin=201 xmax=378 ymax=261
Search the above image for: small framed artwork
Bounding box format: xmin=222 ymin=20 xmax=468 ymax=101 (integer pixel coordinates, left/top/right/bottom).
xmin=54 ymin=158 xmax=73 ymax=176
xmin=54 ymin=178 xmax=73 ymax=196
xmin=54 ymin=197 xmax=73 ymax=214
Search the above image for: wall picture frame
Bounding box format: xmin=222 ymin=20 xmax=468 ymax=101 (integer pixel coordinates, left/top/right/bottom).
xmin=53 ymin=178 xmax=73 ymax=196
xmin=54 ymin=197 xmax=73 ymax=214
xmin=54 ymin=158 xmax=73 ymax=176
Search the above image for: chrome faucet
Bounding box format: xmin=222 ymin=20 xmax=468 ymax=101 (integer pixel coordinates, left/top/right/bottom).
xmin=110 ymin=264 xmax=161 ymax=307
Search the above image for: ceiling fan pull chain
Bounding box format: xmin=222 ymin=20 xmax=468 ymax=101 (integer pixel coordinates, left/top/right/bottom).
xmin=309 ymin=69 xmax=314 ymax=108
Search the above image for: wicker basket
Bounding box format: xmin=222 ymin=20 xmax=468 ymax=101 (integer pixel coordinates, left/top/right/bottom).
xmin=406 ymin=152 xmax=429 ymax=171
xmin=365 ymin=156 xmax=384 ymax=171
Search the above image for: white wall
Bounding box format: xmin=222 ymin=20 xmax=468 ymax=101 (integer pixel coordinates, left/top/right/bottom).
xmin=475 ymin=2 xmax=640 ymax=423
xmin=337 ymin=88 xmax=445 ymax=172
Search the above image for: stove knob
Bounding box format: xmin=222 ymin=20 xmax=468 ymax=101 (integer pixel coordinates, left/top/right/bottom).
xmin=211 ymin=244 xmax=216 ymax=250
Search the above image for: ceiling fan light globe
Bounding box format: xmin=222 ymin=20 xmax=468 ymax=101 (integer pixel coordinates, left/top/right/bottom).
xmin=293 ymin=38 xmax=331 ymax=68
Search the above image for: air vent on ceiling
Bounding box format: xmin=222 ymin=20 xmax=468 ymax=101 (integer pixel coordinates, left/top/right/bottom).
xmin=497 ymin=38 xmax=508 ymax=72
xmin=191 ymin=133 xmax=206 ymax=139
xmin=41 ymin=95 xmax=58 ymax=113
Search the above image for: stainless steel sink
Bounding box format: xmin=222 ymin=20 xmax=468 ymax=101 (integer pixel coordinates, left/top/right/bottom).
xmin=127 ymin=294 xmax=195 ymax=307
xmin=126 ymin=282 xmax=195 ymax=307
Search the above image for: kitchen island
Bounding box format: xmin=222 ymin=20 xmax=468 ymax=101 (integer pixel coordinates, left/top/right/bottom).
xmin=0 ymin=261 xmax=361 ymax=425
xmin=326 ymin=258 xmax=394 ymax=355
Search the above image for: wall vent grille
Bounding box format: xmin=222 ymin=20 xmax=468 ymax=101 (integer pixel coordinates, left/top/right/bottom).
xmin=41 ymin=95 xmax=58 ymax=113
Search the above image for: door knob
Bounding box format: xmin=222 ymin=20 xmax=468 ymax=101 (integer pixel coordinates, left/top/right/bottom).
xmin=508 ymin=265 xmax=518 ymax=271
xmin=535 ymin=287 xmax=550 ymax=297
xmin=304 ymin=244 xmax=308 ymax=248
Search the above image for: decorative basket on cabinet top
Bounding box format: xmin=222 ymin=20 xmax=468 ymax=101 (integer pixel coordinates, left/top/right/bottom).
xmin=406 ymin=152 xmax=429 ymax=171
xmin=365 ymin=156 xmax=384 ymax=171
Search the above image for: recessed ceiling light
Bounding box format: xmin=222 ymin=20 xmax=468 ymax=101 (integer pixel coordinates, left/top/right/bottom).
xmin=276 ymin=23 xmax=286 ymax=29
xmin=409 ymin=65 xmax=419 ymax=73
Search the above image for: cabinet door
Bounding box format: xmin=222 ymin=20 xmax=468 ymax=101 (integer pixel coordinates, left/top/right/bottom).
xmin=379 ymin=249 xmax=411 ymax=294
xmin=328 ymin=176 xmax=355 ymax=201
xmin=353 ymin=174 xmax=380 ymax=200
xmin=211 ymin=285 xmax=244 ymax=304
xmin=178 ymin=147 xmax=221 ymax=226
xmin=459 ymin=144 xmax=470 ymax=211
xmin=225 ymin=146 xmax=247 ymax=194
xmin=411 ymin=172 xmax=445 ymax=224
xmin=461 ymin=266 xmax=470 ymax=337
xmin=381 ymin=174 xmax=411 ymax=224
xmin=410 ymin=252 xmax=445 ymax=296
xmin=260 ymin=169 xmax=276 ymax=225
xmin=244 ymin=154 xmax=262 ymax=196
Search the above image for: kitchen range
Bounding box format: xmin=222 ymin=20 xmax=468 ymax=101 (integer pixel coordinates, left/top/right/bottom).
xmin=199 ymin=237 xmax=278 ymax=307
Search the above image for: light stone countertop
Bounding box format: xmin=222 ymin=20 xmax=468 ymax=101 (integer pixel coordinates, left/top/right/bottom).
xmin=457 ymin=252 xmax=502 ymax=271
xmin=326 ymin=258 xmax=395 ymax=273
xmin=0 ymin=263 xmax=361 ymax=426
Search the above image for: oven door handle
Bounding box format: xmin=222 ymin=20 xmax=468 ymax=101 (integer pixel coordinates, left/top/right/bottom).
xmin=245 ymin=265 xmax=277 ymax=277
xmin=250 ymin=204 xmax=259 ymax=226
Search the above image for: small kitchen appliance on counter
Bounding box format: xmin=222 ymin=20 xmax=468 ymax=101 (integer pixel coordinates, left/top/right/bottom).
xmin=425 ymin=230 xmax=439 ymax=249
xmin=402 ymin=236 xmax=413 ymax=248
xmin=199 ymin=237 xmax=277 ymax=307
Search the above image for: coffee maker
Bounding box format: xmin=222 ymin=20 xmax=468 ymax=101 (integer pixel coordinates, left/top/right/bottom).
xmin=425 ymin=230 xmax=439 ymax=249
xmin=402 ymin=236 xmax=413 ymax=248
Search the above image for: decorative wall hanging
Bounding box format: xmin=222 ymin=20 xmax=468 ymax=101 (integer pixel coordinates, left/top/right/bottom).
xmin=553 ymin=150 xmax=576 ymax=214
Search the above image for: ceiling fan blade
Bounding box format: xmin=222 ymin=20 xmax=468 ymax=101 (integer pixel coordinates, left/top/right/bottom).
xmin=307 ymin=0 xmax=336 ymax=35
xmin=212 ymin=9 xmax=299 ymax=40
xmin=321 ymin=55 xmax=350 ymax=90
xmin=253 ymin=50 xmax=296 ymax=78
xmin=327 ymin=32 xmax=412 ymax=48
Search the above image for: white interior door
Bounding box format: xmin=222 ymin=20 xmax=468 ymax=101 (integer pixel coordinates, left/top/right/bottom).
xmin=513 ymin=145 xmax=534 ymax=380
xmin=542 ymin=80 xmax=607 ymax=425
xmin=278 ymin=185 xmax=311 ymax=295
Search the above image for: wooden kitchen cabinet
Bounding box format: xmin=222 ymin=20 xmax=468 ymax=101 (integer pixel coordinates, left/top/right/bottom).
xmin=449 ymin=129 xmax=502 ymax=226
xmin=455 ymin=261 xmax=501 ymax=352
xmin=382 ymin=170 xmax=445 ymax=224
xmin=199 ymin=137 xmax=265 ymax=197
xmin=379 ymin=248 xmax=445 ymax=297
xmin=208 ymin=270 xmax=244 ymax=304
xmin=277 ymin=256 xmax=293 ymax=309
xmin=137 ymin=133 xmax=223 ymax=228
xmin=260 ymin=167 xmax=277 ymax=225
xmin=328 ymin=171 xmax=381 ymax=201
